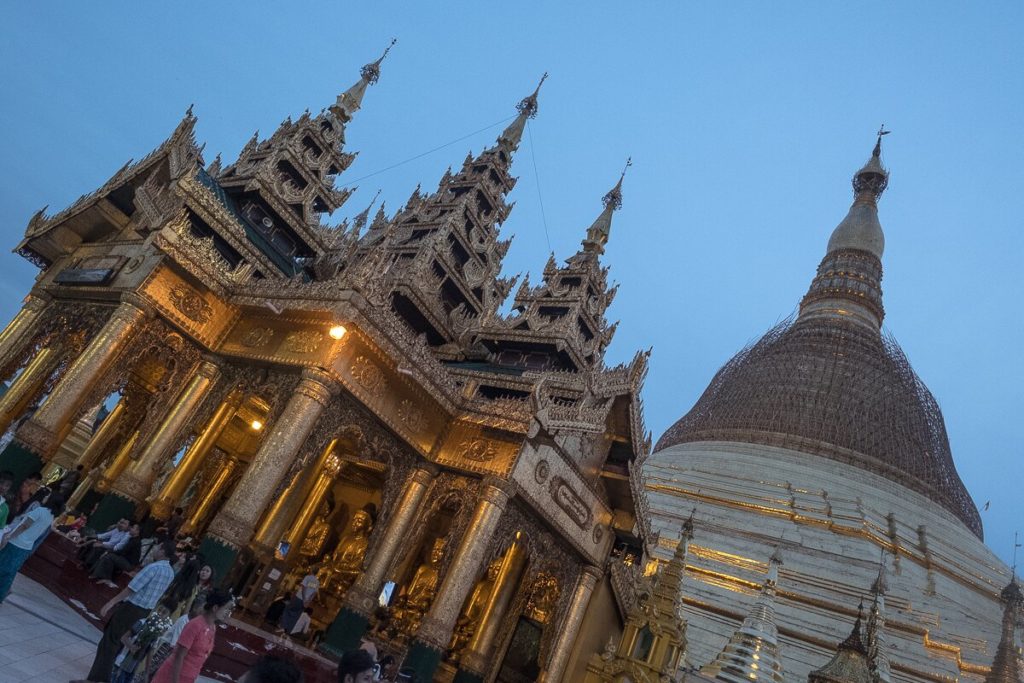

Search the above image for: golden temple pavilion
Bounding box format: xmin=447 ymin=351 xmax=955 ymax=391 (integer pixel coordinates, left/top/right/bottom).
xmin=0 ymin=43 xmax=1020 ymax=683
xmin=0 ymin=45 xmax=652 ymax=682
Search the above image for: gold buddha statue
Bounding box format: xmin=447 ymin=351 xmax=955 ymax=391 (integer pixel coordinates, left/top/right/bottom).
xmin=317 ymin=509 xmax=373 ymax=596
xmin=525 ymin=572 xmax=559 ymax=624
xmin=392 ymin=537 xmax=446 ymax=637
xmin=299 ymin=502 xmax=332 ymax=560
xmin=448 ymin=558 xmax=502 ymax=661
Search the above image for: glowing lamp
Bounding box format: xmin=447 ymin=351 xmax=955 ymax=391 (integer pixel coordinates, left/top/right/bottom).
xmin=250 ymin=420 xmax=263 ymax=431
xmin=329 ymin=324 xmax=347 ymax=340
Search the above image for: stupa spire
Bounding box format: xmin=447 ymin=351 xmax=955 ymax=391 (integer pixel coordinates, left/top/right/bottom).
xmin=700 ymin=548 xmax=786 ymax=683
xmin=799 ymin=132 xmax=891 ymax=330
xmin=331 ymin=39 xmax=396 ymax=124
xmin=582 ymin=157 xmax=631 ymax=256
xmin=984 ymin=577 xmax=1023 ymax=683
xmin=497 ymin=73 xmax=547 ymax=152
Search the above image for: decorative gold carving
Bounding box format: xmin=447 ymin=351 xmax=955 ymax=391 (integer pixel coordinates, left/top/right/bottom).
xmin=550 ymin=476 xmax=592 ymax=529
xmin=525 ymin=571 xmax=560 ymax=624
xmin=240 ymin=326 xmax=274 ymax=348
xmin=168 ymin=283 xmax=212 ymax=324
xmin=283 ymin=329 xmax=323 ymax=354
xmin=462 ymin=438 xmax=498 ymax=463
xmin=397 ymin=398 xmax=426 ymax=432
xmin=350 ymin=354 xmax=386 ymax=394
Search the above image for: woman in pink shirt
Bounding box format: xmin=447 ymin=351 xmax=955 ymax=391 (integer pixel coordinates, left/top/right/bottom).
xmin=150 ymin=589 xmax=233 ymax=683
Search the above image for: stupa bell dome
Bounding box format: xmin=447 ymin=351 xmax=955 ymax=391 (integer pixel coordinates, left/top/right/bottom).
xmin=655 ymin=137 xmax=982 ymax=538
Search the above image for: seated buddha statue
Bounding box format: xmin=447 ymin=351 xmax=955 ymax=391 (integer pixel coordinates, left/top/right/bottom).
xmin=317 ymin=509 xmax=373 ymax=596
xmin=391 ymin=537 xmax=446 ymax=637
xmin=299 ymin=502 xmax=332 ymax=561
xmin=447 ymin=558 xmax=502 ymax=661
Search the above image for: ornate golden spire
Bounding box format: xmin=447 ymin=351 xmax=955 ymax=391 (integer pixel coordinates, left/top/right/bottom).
xmin=985 ymin=577 xmax=1023 ymax=683
xmin=865 ymin=556 xmax=891 ymax=683
xmin=700 ymin=549 xmax=786 ymax=683
xmin=497 ymin=73 xmax=547 ymax=152
xmin=331 ymin=39 xmax=396 ymax=124
xmin=582 ymin=158 xmax=631 ymax=256
xmin=808 ymin=603 xmax=872 ymax=683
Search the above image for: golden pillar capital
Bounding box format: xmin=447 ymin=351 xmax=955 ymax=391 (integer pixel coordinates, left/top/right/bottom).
xmin=346 ymin=463 xmax=437 ymax=617
xmin=207 ymin=374 xmax=336 ymax=549
xmin=415 ymin=480 xmax=511 ymax=650
xmin=537 ymin=565 xmax=602 ymax=683
xmin=119 ymin=292 xmax=157 ymax=319
xmin=297 ymin=368 xmax=339 ymax=405
xmin=150 ymin=390 xmax=239 ymax=520
xmin=23 ymin=292 xmax=53 ymax=311
xmin=480 ymin=476 xmax=517 ymax=504
xmin=112 ymin=360 xmax=221 ymax=505
xmin=26 ymin=300 xmax=148 ymax=458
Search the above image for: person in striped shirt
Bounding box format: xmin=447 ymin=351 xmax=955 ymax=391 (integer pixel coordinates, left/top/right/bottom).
xmin=74 ymin=539 xmax=177 ymax=683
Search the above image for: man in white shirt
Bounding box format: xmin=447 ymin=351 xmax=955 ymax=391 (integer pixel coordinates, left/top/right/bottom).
xmin=77 ymin=518 xmax=130 ymax=567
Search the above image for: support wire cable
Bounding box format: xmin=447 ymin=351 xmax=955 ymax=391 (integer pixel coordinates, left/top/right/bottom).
xmin=527 ymin=120 xmax=552 ymax=253
xmin=338 ymin=115 xmax=516 ymax=188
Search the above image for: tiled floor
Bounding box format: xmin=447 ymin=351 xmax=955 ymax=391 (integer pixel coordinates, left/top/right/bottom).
xmin=0 ymin=574 xmax=218 ymax=683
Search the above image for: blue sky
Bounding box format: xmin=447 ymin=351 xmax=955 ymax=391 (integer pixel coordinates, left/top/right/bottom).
xmin=1 ymin=2 xmax=1021 ymax=564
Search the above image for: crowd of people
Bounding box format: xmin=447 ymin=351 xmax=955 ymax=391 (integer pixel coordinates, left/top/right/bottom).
xmin=0 ymin=468 xmax=422 ymax=682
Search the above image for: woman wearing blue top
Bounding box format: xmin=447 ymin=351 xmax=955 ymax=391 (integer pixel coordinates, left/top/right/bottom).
xmin=0 ymin=492 xmax=64 ymax=603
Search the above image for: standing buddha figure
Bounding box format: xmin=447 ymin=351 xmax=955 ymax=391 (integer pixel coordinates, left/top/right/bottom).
xmin=392 ymin=537 xmax=446 ymax=637
xmin=448 ymin=558 xmax=502 ymax=661
xmin=318 ymin=509 xmax=373 ymax=596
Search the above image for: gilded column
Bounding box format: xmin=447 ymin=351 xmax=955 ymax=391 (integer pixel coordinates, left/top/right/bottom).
xmin=93 ymin=432 xmax=140 ymax=495
xmin=75 ymin=400 xmax=127 ymax=472
xmin=91 ymin=358 xmax=221 ymax=526
xmin=0 ymin=292 xmax=50 ymax=368
xmin=200 ymin=369 xmax=337 ymax=580
xmin=18 ymin=297 xmax=151 ymax=460
xmin=181 ymin=455 xmax=238 ymax=535
xmin=537 ymin=565 xmax=602 ymax=683
xmin=405 ymin=478 xmax=514 ymax=683
xmin=322 ymin=463 xmax=438 ymax=655
xmin=456 ymin=541 xmax=529 ymax=683
xmin=0 ymin=345 xmax=60 ymax=435
xmin=281 ymin=452 xmax=341 ymax=552
xmin=251 ymin=438 xmax=339 ymax=553
xmin=86 ymin=431 xmax=141 ymax=528
xmin=150 ymin=390 xmax=241 ymax=520
xmin=0 ymin=345 xmax=63 ymax=481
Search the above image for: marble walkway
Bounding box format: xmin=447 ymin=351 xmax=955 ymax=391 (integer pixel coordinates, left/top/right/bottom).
xmin=0 ymin=574 xmax=218 ymax=683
